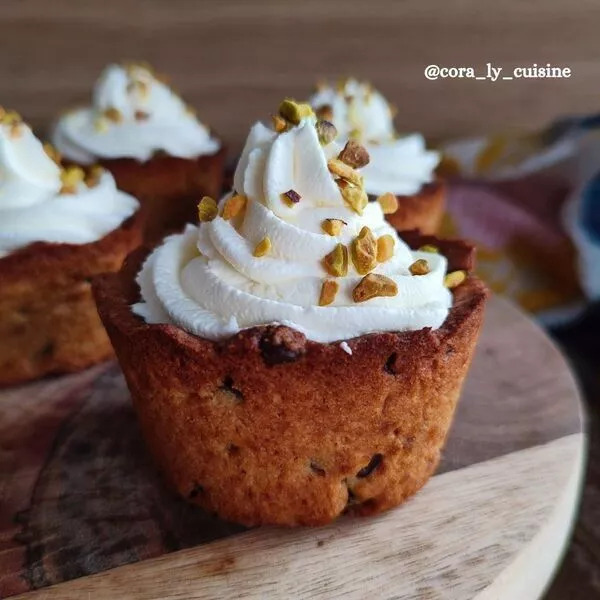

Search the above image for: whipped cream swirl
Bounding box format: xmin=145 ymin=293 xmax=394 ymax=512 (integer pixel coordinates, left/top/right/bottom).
xmin=133 ymin=117 xmax=452 ymax=343
xmin=309 ymin=79 xmax=439 ymax=196
xmin=0 ymin=118 xmax=138 ymax=257
xmin=52 ymin=63 xmax=220 ymax=164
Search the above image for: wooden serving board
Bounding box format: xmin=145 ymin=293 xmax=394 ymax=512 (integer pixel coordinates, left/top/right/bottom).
xmin=0 ymin=295 xmax=585 ymax=600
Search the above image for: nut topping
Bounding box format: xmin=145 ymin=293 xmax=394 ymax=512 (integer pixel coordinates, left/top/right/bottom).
xmin=103 ymin=107 xmax=123 ymax=123
xmin=272 ymin=114 xmax=288 ymax=133
xmin=322 ymin=243 xmax=349 ymax=277
xmin=338 ymin=140 xmax=370 ymax=169
xmin=43 ymin=143 xmax=62 ymax=165
xmin=134 ymin=110 xmax=150 ymax=121
xmin=352 ymin=274 xmax=398 ymax=303
xmin=338 ymin=179 xmax=368 ymax=215
xmin=409 ymin=259 xmax=430 ymax=276
xmin=253 ymin=237 xmax=272 ymax=257
xmin=377 ymin=192 xmax=398 ymax=215
xmin=315 ymin=120 xmax=337 ymax=145
xmin=319 ymin=280 xmax=339 ymax=306
xmin=281 ymin=189 xmax=301 ymax=206
xmin=197 ymin=196 xmax=218 ymax=222
xmin=351 ymin=226 xmax=377 ymax=275
xmin=278 ymin=99 xmax=314 ymax=125
xmin=376 ymin=235 xmax=395 ymax=263
xmin=315 ymin=104 xmax=333 ymax=122
xmin=327 ymin=158 xmax=363 ymax=187
xmin=60 ymin=166 xmax=85 ymax=194
xmin=84 ymin=165 xmax=104 ymax=187
xmin=419 ymin=244 xmax=439 ymax=254
xmin=321 ymin=218 xmax=346 ymax=236
xmin=222 ymin=194 xmax=247 ymax=220
xmin=444 ymin=270 xmax=467 ymax=289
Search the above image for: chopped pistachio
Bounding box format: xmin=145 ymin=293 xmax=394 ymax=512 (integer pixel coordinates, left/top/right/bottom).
xmin=9 ymin=122 xmax=23 ymax=138
xmin=351 ymin=226 xmax=377 ymax=275
xmin=197 ymin=196 xmax=218 ymax=222
xmin=103 ymin=107 xmax=123 ymax=123
xmin=0 ymin=109 xmax=21 ymax=125
xmin=315 ymin=104 xmax=333 ymax=122
xmin=377 ymin=235 xmax=395 ymax=263
xmin=43 ymin=143 xmax=62 ymax=165
xmin=253 ymin=237 xmax=272 ymax=257
xmin=94 ymin=116 xmax=108 ymax=133
xmin=127 ymin=79 xmax=149 ymax=98
xmin=272 ymin=114 xmax=288 ymax=133
xmin=134 ymin=110 xmax=150 ymax=121
xmin=319 ymin=279 xmax=339 ymax=306
xmin=353 ymin=273 xmax=398 ymax=303
xmin=327 ymin=158 xmax=362 ymax=186
xmin=348 ymin=128 xmax=361 ymax=140
xmin=321 ymin=218 xmax=346 ymax=236
xmin=85 ymin=165 xmax=104 ymax=188
xmin=222 ymin=194 xmax=247 ymax=220
xmin=377 ymin=192 xmax=398 ymax=215
xmin=338 ymin=180 xmax=368 ymax=215
xmin=444 ymin=270 xmax=467 ymax=289
xmin=278 ymin=99 xmax=314 ymax=125
xmin=419 ymin=244 xmax=439 ymax=254
xmin=322 ymin=243 xmax=349 ymax=277
xmin=60 ymin=166 xmax=85 ymax=194
xmin=315 ymin=119 xmax=337 ymax=145
xmin=338 ymin=140 xmax=370 ymax=169
xmin=281 ymin=189 xmax=301 ymax=206
xmin=409 ymin=258 xmax=430 ymax=276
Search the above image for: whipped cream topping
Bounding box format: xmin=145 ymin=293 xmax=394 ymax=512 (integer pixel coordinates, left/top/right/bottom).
xmin=133 ymin=115 xmax=452 ymax=343
xmin=0 ymin=117 xmax=139 ymax=257
xmin=52 ymin=63 xmax=220 ymax=164
xmin=309 ymin=79 xmax=439 ymax=196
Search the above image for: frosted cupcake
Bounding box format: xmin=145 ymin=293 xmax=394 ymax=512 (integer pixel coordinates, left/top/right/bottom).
xmin=52 ymin=63 xmax=225 ymax=242
xmin=94 ymin=100 xmax=486 ymax=526
xmin=0 ymin=110 xmax=141 ymax=386
xmin=309 ymin=79 xmax=444 ymax=234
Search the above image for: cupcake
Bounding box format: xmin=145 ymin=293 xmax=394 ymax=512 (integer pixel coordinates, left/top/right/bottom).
xmin=0 ymin=110 xmax=141 ymax=387
xmin=52 ymin=63 xmax=226 ymax=243
xmin=309 ymin=79 xmax=444 ymax=234
xmin=94 ymin=100 xmax=486 ymax=526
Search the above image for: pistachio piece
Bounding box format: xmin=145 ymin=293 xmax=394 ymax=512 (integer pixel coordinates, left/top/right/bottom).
xmin=315 ymin=120 xmax=337 ymax=145
xmin=9 ymin=122 xmax=23 ymax=138
xmin=377 ymin=235 xmax=395 ymax=263
xmin=127 ymin=79 xmax=149 ymax=98
xmin=103 ymin=107 xmax=123 ymax=123
xmin=272 ymin=114 xmax=288 ymax=133
xmin=197 ymin=196 xmax=218 ymax=222
xmin=348 ymin=128 xmax=362 ymax=140
xmin=321 ymin=218 xmax=346 ymax=236
xmin=319 ymin=280 xmax=339 ymax=306
xmin=222 ymin=194 xmax=247 ymax=220
xmin=315 ymin=104 xmax=333 ymax=122
xmin=278 ymin=99 xmax=314 ymax=125
xmin=353 ymin=273 xmax=398 ymax=303
xmin=134 ymin=110 xmax=150 ymax=121
xmin=281 ymin=189 xmax=301 ymax=206
xmin=351 ymin=226 xmax=377 ymax=275
xmin=338 ymin=180 xmax=368 ymax=215
xmin=322 ymin=243 xmax=349 ymax=277
xmin=338 ymin=140 xmax=370 ymax=169
xmin=253 ymin=237 xmax=272 ymax=258
xmin=43 ymin=143 xmax=62 ymax=165
xmin=419 ymin=244 xmax=439 ymax=254
xmin=444 ymin=270 xmax=467 ymax=289
xmin=327 ymin=158 xmax=363 ymax=187
xmin=409 ymin=259 xmax=430 ymax=276
xmin=60 ymin=166 xmax=85 ymax=194
xmin=0 ymin=109 xmax=21 ymax=125
xmin=377 ymin=192 xmax=398 ymax=215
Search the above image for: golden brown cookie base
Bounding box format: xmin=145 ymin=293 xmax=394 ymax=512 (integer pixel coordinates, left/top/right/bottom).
xmin=0 ymin=213 xmax=142 ymax=387
xmin=384 ymin=179 xmax=446 ymax=235
xmin=99 ymin=147 xmax=226 ymax=244
xmin=94 ymin=235 xmax=487 ymax=526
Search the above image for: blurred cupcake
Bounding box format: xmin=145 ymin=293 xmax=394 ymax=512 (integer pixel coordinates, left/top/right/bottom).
xmin=0 ymin=110 xmax=141 ymax=387
xmin=52 ymin=63 xmax=226 ymax=243
xmin=94 ymin=99 xmax=486 ymax=526
xmin=309 ymin=79 xmax=444 ymax=234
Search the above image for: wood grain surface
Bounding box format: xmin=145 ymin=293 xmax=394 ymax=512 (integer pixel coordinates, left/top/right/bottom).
xmin=1 ymin=0 xmax=599 ymax=152
xmin=2 ymin=295 xmax=585 ymax=600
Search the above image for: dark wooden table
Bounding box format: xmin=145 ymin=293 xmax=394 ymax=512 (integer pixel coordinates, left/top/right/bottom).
xmin=545 ymin=306 xmax=600 ymax=599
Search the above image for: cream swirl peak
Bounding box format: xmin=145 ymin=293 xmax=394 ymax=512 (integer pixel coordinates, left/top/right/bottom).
xmin=309 ymin=78 xmax=440 ymax=196
xmin=0 ymin=110 xmax=138 ymax=258
xmin=52 ymin=63 xmax=220 ymax=164
xmin=133 ymin=100 xmax=454 ymax=343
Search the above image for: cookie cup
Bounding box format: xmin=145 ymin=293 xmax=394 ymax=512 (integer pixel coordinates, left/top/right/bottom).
xmin=0 ymin=212 xmax=142 ymax=387
xmin=93 ymin=240 xmax=486 ymax=527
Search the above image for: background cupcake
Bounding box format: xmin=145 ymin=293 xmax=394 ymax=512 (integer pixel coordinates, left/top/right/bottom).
xmin=0 ymin=109 xmax=141 ymax=386
xmin=309 ymin=79 xmax=444 ymax=234
xmin=94 ymin=101 xmax=486 ymax=526
xmin=52 ymin=63 xmax=226 ymax=243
